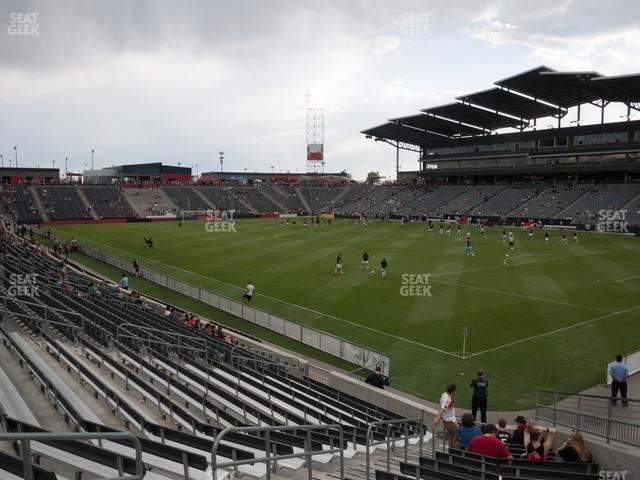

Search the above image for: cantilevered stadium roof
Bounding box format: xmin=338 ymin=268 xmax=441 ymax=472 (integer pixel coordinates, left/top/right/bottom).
xmin=390 ymin=113 xmax=485 ymax=137
xmin=456 ymin=88 xmax=561 ymax=120
xmin=361 ymin=122 xmax=430 ymax=148
xmin=422 ymin=102 xmax=527 ymax=131
xmin=589 ymin=73 xmax=640 ymax=103
xmin=363 ymin=65 xmax=640 ymax=149
xmin=495 ymin=66 xmax=602 ymax=108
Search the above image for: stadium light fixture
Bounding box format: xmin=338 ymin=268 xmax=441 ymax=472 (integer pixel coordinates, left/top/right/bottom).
xmin=91 ymin=149 xmax=95 ymax=170
xmin=13 ymin=146 xmax=17 ymax=169
xmin=0 ymin=154 xmax=3 ymax=168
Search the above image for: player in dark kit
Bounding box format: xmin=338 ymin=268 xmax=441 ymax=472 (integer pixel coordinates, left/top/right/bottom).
xmin=380 ymin=257 xmax=388 ymax=278
xmin=334 ymin=254 xmax=343 ymax=275
xmin=361 ymin=251 xmax=369 ymax=269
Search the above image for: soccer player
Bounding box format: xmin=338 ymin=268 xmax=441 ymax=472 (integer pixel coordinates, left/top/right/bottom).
xmin=447 ymin=225 xmax=452 ymax=236
xmin=466 ymin=231 xmax=471 ymax=240
xmin=361 ymin=250 xmax=369 ymax=269
xmin=465 ymin=239 xmax=474 ymax=256
xmin=562 ymin=231 xmax=568 ymax=243
xmin=242 ymin=281 xmax=255 ymax=304
xmin=132 ymin=259 xmax=141 ymax=278
xmin=335 ymin=254 xmax=344 ymax=275
xmin=544 ymin=231 xmax=549 ymax=246
xmin=457 ymin=224 xmax=462 ymax=237
xmin=178 ymin=220 xmax=183 ymax=229
xmin=439 ymin=224 xmax=444 ymax=235
xmin=380 ymin=257 xmax=388 ymax=277
xmin=480 ymin=225 xmax=485 ymax=238
xmin=573 ymin=231 xmax=578 ymax=242
xmin=502 ymin=229 xmax=506 ymax=242
xmin=508 ymin=231 xmax=515 ymax=250
xmin=428 ymin=222 xmax=434 ymax=235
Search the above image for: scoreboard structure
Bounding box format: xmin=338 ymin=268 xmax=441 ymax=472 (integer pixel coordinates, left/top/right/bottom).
xmin=306 ymin=104 xmax=325 ymax=174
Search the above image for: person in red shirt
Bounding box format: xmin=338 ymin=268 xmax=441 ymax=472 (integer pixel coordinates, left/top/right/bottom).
xmin=467 ymin=424 xmax=513 ymax=459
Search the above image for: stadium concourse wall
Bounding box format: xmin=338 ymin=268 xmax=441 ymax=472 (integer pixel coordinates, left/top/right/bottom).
xmin=75 ymin=243 xmax=391 ymax=376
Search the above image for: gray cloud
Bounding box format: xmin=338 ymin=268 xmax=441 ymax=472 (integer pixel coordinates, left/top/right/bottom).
xmin=0 ymin=0 xmax=639 ymax=180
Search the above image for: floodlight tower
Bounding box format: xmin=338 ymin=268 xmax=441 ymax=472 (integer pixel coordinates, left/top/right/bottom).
xmin=306 ymin=91 xmax=325 ymax=174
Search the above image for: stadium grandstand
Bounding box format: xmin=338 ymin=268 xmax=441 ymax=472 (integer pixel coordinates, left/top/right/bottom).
xmin=2 ymin=66 xmax=640 ymax=480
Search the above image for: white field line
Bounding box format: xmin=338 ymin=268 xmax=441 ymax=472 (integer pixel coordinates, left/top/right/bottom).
xmin=429 ymin=278 xmax=613 ymax=314
xmin=614 ymin=275 xmax=640 ymax=283
xmin=431 ymin=246 xmax=631 ymax=279
xmin=65 ymin=233 xmax=634 ymax=360
xmin=465 ymin=305 xmax=640 ymax=359
xmin=69 ymin=236 xmax=463 ymax=359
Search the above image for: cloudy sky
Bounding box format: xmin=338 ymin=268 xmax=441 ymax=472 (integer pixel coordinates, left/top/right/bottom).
xmin=1 ymin=0 xmax=639 ymax=180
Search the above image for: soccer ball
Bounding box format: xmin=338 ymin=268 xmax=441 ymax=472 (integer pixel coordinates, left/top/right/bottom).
xmin=370 ymin=270 xmax=375 ymax=274
xmin=505 ymin=254 xmax=509 ymax=257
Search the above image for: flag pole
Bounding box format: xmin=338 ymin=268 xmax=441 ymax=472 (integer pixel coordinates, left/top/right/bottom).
xmin=462 ymin=324 xmax=468 ymax=360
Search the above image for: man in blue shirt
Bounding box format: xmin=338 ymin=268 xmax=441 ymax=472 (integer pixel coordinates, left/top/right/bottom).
xmin=119 ymin=273 xmax=129 ymax=290
xmin=455 ymin=413 xmax=482 ymax=450
xmin=609 ymin=354 xmax=630 ymax=407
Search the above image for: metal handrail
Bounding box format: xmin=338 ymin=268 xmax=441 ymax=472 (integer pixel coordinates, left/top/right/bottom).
xmin=535 ymin=389 xmax=640 ymax=446
xmin=115 ymin=322 xmax=208 ymax=358
xmin=66 ymin=239 xmax=391 ymax=375
xmin=537 ymin=389 xmax=639 ymax=403
xmin=0 ymin=293 xmax=114 ymax=344
xmin=365 ymin=416 xmax=425 ymax=480
xmin=230 ymin=344 xmax=300 ymax=370
xmin=211 ymin=423 xmax=345 ymax=480
xmin=0 ymin=431 xmax=144 ymax=480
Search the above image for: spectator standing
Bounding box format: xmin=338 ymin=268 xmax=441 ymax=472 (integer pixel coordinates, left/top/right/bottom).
xmin=433 ymin=384 xmax=458 ymax=447
xmin=609 ymin=354 xmax=629 ymax=407
xmin=455 ymin=413 xmax=482 ymax=450
xmin=470 ymin=369 xmax=488 ymax=423
xmin=365 ymin=366 xmax=390 ymax=389
xmin=467 ymin=424 xmax=512 ymax=459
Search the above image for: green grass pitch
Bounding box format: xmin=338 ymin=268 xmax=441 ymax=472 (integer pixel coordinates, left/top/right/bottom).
xmin=51 ymin=219 xmax=640 ymax=410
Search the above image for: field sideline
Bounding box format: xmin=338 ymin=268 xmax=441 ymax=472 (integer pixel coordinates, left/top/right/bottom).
xmin=51 ymin=218 xmax=640 ymax=410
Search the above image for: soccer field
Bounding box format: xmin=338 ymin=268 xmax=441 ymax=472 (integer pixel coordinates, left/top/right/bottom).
xmin=51 ymin=219 xmax=640 ymax=410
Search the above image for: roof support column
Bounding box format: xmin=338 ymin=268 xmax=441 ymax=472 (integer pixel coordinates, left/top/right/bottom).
xmin=396 ymin=142 xmax=400 ymax=181
xmin=577 ymin=104 xmax=581 ymax=125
